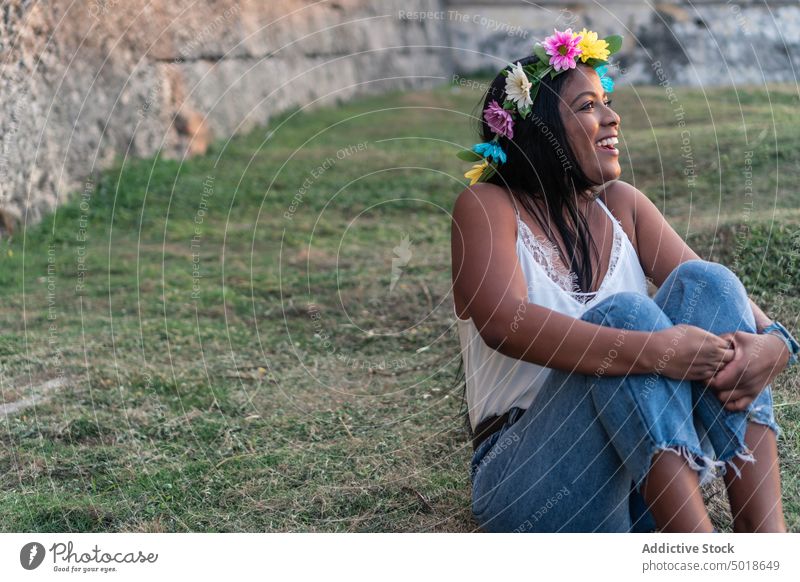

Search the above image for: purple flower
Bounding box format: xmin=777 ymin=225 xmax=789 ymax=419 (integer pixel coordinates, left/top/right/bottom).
xmin=483 ymin=100 xmax=515 ymax=139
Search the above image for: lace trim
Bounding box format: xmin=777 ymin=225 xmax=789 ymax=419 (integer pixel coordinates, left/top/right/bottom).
xmin=517 ymin=220 xmax=581 ymax=295
xmin=516 ymin=211 xmax=623 ymax=304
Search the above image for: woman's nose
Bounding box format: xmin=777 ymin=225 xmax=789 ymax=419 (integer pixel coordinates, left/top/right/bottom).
xmin=605 ymin=108 xmax=620 ymax=127
xmin=603 ymin=115 xmax=619 ymax=130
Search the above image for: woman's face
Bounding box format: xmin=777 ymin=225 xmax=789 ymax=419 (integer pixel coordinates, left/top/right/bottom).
xmin=558 ymin=64 xmax=622 ymax=185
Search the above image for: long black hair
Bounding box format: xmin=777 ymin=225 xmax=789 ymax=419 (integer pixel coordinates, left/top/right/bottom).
xmin=455 ymin=55 xmax=605 ymax=439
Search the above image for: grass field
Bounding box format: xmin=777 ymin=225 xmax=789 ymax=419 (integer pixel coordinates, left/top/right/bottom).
xmin=1 ymin=77 xmax=799 ymax=532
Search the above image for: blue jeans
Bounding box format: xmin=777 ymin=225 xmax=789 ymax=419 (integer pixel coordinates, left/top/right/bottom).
xmin=470 ymin=259 xmax=781 ymax=533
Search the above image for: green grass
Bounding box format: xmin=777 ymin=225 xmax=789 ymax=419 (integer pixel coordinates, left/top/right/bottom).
xmin=1 ymin=80 xmax=799 ymax=532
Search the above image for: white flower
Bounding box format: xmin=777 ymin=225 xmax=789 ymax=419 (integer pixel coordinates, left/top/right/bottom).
xmin=505 ymin=62 xmax=532 ymax=109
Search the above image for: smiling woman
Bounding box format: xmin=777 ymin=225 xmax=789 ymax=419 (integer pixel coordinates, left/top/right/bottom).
xmin=451 ymin=28 xmax=795 ymax=533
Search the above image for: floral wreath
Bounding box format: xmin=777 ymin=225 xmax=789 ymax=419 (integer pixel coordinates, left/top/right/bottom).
xmin=459 ymin=27 xmax=623 ymax=185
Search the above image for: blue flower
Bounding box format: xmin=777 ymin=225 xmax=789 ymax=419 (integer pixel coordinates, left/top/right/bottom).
xmin=595 ymin=64 xmax=615 ymax=93
xmin=472 ymin=141 xmax=507 ymax=164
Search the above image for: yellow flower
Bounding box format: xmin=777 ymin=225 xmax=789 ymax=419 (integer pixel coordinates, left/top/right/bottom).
xmin=573 ymin=28 xmax=609 ymax=63
xmin=464 ymin=159 xmax=489 ymax=185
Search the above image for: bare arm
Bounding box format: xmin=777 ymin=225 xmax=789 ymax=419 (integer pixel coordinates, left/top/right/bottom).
xmin=452 ymin=183 xmax=666 ymax=376
xmin=622 ymin=179 xmax=777 ymax=332
xmin=617 ymin=179 xmax=789 ymax=393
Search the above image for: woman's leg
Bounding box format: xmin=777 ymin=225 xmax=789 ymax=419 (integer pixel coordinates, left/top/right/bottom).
xmin=640 ymin=450 xmax=713 ymax=532
xmin=652 ymin=259 xmax=785 ymax=532
xmin=470 ymin=367 xmax=636 ymax=532
xmin=581 ymin=291 xmax=714 ymax=532
xmin=471 ymin=291 xmax=712 ymax=532
xmin=725 ymin=422 xmax=785 ymax=532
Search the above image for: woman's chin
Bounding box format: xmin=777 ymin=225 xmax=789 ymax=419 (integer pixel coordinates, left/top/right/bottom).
xmin=585 ymin=164 xmax=621 ymax=184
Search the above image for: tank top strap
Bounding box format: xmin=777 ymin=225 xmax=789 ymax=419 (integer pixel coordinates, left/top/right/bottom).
xmin=507 ymin=192 xmax=521 ymax=218
xmin=595 ymin=196 xmax=617 ymax=223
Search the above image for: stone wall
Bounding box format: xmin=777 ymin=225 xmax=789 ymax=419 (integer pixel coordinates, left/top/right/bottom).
xmin=441 ymin=0 xmax=800 ymax=86
xmin=0 ymin=0 xmax=450 ymax=231
xmin=2 ymin=1 xmax=799 ymax=230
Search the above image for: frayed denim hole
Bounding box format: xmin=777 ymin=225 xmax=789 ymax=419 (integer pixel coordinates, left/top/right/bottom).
xmin=717 ymin=417 xmax=782 ymax=481
xmin=747 ymin=414 xmax=783 ymax=441
xmin=632 ymin=442 xmax=726 ymax=496
xmin=696 ymin=406 xmax=756 ymax=482
xmin=745 ymin=386 xmax=782 ymax=441
xmin=719 ymin=448 xmax=756 ymax=480
xmin=715 ymin=396 xmax=781 ymax=481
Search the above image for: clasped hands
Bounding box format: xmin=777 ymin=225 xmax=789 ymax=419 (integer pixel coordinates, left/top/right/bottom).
xmin=702 ymin=330 xmax=789 ymax=412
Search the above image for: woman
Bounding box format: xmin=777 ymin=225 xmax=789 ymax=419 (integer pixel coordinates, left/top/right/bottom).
xmin=451 ymin=28 xmax=797 ymax=532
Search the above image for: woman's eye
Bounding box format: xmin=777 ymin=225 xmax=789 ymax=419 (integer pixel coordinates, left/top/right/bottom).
xmin=581 ymin=99 xmax=613 ymax=111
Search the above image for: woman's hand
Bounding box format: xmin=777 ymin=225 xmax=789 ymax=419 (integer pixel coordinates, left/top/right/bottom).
xmin=701 ymin=331 xmax=790 ymax=411
xmin=651 ymin=324 xmax=735 ymax=381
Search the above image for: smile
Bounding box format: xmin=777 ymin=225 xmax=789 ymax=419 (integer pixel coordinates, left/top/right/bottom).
xmin=594 ymin=136 xmax=619 ymax=154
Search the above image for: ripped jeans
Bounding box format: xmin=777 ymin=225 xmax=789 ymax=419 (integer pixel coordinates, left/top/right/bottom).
xmin=470 ymin=259 xmax=782 ymax=533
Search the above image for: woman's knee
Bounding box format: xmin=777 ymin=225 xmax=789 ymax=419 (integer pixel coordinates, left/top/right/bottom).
xmin=660 ymin=259 xmax=754 ymax=331
xmin=668 ymin=259 xmax=746 ymax=301
xmin=581 ymin=291 xmax=672 ymax=332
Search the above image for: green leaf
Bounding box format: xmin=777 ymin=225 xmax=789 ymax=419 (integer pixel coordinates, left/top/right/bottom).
xmin=537 ymin=65 xmax=553 ymax=80
xmin=585 ymin=58 xmax=606 ymax=68
xmin=550 ymin=67 xmax=560 ymax=80
xmin=604 ymin=34 xmax=623 ymax=54
xmin=533 ymin=44 xmax=549 ymax=64
xmin=500 ymin=69 xmax=510 ymax=77
xmin=456 ymin=149 xmax=483 ymax=162
xmin=483 ymin=163 xmax=497 ymax=181
xmin=502 ymin=99 xmax=516 ymax=110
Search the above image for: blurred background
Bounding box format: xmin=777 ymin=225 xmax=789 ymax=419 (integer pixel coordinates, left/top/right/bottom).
xmin=1 ymin=0 xmax=798 ymax=532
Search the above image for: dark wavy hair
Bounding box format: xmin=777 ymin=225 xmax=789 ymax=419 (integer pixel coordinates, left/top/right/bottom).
xmin=455 ymin=55 xmax=606 ymax=440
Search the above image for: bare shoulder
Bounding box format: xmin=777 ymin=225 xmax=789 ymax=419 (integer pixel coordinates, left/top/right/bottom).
xmin=451 ymin=183 xmax=518 ymax=317
xmin=453 ymin=182 xmax=516 ymax=222
xmin=599 ymin=179 xmax=644 ymax=217
xmin=452 ymin=182 xmax=517 ymax=238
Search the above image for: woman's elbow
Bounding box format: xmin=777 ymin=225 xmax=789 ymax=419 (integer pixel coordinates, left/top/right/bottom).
xmin=476 ymin=312 xmax=522 ymax=351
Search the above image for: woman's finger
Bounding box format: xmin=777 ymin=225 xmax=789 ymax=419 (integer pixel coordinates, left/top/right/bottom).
xmin=717 ymin=386 xmax=756 ymax=402
xmin=724 ymin=396 xmax=753 ymax=412
xmin=714 ymin=333 xmax=734 ymax=349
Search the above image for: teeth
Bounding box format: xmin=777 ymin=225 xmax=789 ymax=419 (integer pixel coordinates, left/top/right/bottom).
xmin=595 ymin=136 xmax=619 ymax=148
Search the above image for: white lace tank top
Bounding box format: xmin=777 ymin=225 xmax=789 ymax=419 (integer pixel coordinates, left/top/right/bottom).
xmin=455 ymin=194 xmax=650 ymax=431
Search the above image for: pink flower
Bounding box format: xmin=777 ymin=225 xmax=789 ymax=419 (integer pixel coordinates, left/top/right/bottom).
xmin=483 ymin=100 xmax=514 ymax=139
xmin=542 ymin=28 xmax=583 ymax=72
